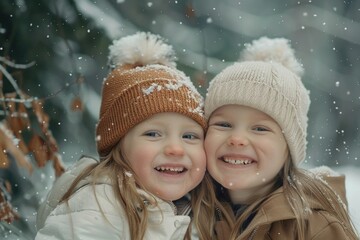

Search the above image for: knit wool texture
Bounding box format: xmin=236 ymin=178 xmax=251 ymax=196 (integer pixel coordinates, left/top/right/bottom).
xmin=96 ymin=64 xmax=206 ymax=156
xmin=205 ymin=61 xmax=310 ymax=165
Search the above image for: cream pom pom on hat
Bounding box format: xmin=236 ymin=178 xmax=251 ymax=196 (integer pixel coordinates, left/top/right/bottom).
xmin=205 ymin=37 xmax=310 ymax=165
xmin=96 ymin=32 xmax=206 ymax=157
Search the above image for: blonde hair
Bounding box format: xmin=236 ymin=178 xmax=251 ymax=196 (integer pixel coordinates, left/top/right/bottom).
xmin=221 ymin=159 xmax=359 ymax=240
xmin=60 ymin=141 xmax=218 ymax=240
xmin=193 ymin=173 xmax=235 ymax=239
xmin=60 ymin=142 xmax=148 ymax=239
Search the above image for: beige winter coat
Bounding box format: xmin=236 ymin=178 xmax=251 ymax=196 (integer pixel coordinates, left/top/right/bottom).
xmin=215 ymin=167 xmax=356 ymax=240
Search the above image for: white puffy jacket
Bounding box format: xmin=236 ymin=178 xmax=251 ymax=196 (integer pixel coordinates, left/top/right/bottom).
xmin=35 ymin=157 xmax=196 ymax=240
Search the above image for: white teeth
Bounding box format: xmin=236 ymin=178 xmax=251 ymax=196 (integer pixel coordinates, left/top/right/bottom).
xmin=155 ymin=166 xmax=184 ymax=172
xmin=223 ymin=158 xmax=253 ymax=165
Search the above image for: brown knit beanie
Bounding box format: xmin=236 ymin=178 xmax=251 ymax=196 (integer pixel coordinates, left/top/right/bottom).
xmin=96 ymin=32 xmax=206 ymax=157
xmin=205 ymin=37 xmax=310 ymax=165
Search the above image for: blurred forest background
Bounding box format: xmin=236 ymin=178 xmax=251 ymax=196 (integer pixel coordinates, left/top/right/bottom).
xmin=0 ymin=0 xmax=359 ymax=238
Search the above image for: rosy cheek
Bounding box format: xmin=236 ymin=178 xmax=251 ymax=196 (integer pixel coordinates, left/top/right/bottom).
xmin=197 ymin=156 xmax=207 ymax=174
xmin=135 ymin=151 xmax=148 ymax=160
xmin=127 ymin=148 xmax=151 ymax=167
xmin=198 ymin=153 xmax=207 ymax=167
xmin=193 ymin=167 xmax=206 ymax=184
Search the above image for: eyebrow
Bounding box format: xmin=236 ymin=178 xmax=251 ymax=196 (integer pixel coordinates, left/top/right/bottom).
xmin=146 ymin=120 xmax=202 ymax=129
xmin=209 ymin=112 xmax=228 ymax=118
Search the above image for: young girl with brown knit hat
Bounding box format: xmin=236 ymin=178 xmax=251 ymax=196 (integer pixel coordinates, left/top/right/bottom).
xmin=35 ymin=32 xmax=216 ymax=240
xmin=202 ymin=37 xmax=359 ymax=239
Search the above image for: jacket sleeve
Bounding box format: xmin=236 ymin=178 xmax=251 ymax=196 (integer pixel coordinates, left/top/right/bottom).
xmin=36 ymin=157 xmax=98 ymax=230
xmin=310 ymin=211 xmax=354 ymax=240
xmin=36 ymin=184 xmax=126 ymax=240
xmin=35 ymin=209 xmax=125 ymax=240
xmin=311 ymin=221 xmax=353 ymax=240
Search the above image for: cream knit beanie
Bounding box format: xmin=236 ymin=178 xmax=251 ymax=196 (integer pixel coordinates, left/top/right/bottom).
xmin=205 ymin=37 xmax=310 ymax=165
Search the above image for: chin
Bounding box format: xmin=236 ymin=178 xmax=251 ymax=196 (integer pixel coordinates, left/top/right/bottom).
xmin=156 ymin=192 xmax=184 ymax=201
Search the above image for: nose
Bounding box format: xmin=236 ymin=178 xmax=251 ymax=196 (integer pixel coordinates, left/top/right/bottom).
xmin=227 ymin=134 xmax=249 ymax=147
xmin=164 ymin=139 xmax=185 ymax=156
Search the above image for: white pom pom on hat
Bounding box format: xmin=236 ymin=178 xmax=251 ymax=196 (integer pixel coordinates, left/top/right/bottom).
xmin=205 ymin=36 xmax=311 ymax=165
xmin=240 ymin=37 xmax=304 ymax=76
xmin=108 ymin=32 xmax=176 ymax=69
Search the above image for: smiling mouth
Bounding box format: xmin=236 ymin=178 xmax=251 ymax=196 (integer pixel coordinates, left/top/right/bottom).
xmin=154 ymin=166 xmax=187 ymax=174
xmin=221 ymin=157 xmax=255 ymax=165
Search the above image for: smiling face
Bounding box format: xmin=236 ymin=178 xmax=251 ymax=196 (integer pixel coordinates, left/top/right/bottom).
xmin=205 ymin=105 xmax=289 ymax=204
xmin=120 ymin=112 xmax=206 ymax=201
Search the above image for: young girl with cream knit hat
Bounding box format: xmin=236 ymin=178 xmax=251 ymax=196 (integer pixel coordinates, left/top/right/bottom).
xmin=34 ymin=32 xmax=216 ymax=240
xmin=202 ymin=37 xmax=358 ymax=239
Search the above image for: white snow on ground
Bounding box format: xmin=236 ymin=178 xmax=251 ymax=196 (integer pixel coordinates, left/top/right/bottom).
xmin=333 ymin=166 xmax=360 ymax=233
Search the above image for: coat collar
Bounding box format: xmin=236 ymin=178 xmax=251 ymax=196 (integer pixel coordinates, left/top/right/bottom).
xmin=238 ymin=171 xmax=347 ymax=239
